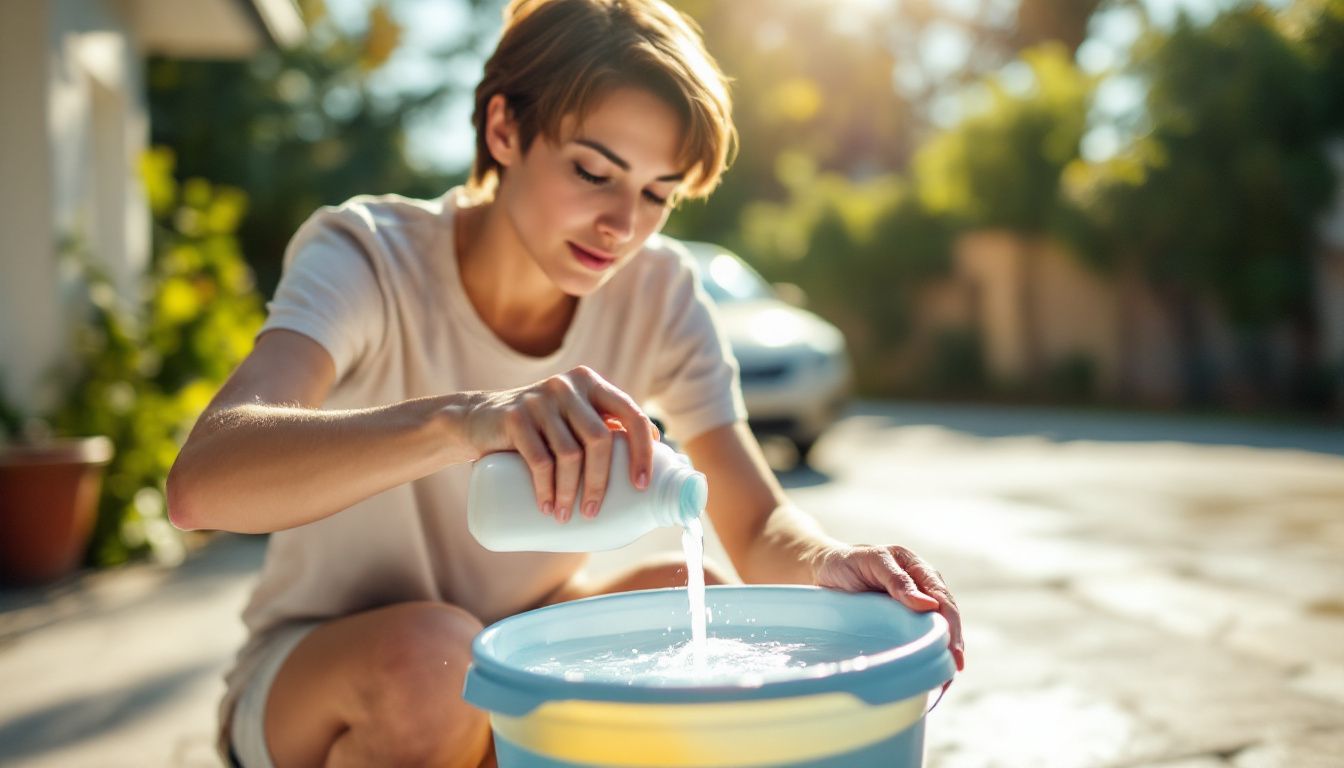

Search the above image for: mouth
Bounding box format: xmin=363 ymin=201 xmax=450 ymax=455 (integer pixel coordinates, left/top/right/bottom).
xmin=568 ymin=241 xmax=616 ymax=271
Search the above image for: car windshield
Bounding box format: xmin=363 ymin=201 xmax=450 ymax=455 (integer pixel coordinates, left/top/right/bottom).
xmin=698 ymin=252 xmax=774 ymax=303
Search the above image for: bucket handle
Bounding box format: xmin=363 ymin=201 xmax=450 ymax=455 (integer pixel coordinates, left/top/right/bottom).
xmin=925 ymin=679 xmax=952 ymax=716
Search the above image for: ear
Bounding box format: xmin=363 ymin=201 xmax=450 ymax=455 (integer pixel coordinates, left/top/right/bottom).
xmin=483 ymin=94 xmax=522 ymax=170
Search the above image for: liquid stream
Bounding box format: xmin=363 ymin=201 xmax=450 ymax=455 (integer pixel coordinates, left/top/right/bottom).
xmin=682 ymin=517 xmax=708 ymax=673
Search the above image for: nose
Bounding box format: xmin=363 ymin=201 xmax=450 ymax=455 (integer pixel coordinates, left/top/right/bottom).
xmin=596 ymin=192 xmax=637 ymax=246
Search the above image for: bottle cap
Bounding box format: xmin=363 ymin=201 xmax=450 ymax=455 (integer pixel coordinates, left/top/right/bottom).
xmin=678 ymin=471 xmax=708 ymax=526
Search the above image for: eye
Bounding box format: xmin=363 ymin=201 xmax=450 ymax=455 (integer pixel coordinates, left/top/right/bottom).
xmin=573 ymin=162 xmax=607 ymax=185
xmin=575 ymin=160 xmax=670 ymax=207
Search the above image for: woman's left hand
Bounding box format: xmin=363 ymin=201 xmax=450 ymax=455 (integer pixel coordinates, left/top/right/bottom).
xmin=812 ymin=544 xmax=964 ymax=672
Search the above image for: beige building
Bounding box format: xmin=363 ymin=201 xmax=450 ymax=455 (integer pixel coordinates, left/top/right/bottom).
xmin=0 ymin=0 xmax=302 ymax=416
xmin=908 ymin=143 xmax=1344 ymax=408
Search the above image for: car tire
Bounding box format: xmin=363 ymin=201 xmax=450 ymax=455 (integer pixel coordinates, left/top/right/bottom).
xmin=791 ymin=436 xmax=818 ymax=465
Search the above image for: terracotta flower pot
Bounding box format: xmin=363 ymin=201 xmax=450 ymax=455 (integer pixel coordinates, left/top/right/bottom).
xmin=0 ymin=436 xmax=114 ymax=586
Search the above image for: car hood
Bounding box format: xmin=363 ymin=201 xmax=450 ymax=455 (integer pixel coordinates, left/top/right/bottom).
xmin=714 ymin=300 xmax=845 ymax=358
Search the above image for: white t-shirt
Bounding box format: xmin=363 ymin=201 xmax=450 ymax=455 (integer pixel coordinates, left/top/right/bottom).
xmin=219 ymin=188 xmax=745 ymax=741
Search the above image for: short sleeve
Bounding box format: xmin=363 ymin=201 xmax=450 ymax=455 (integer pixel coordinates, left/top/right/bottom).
xmin=259 ymin=206 xmax=387 ymax=382
xmin=646 ymin=254 xmax=748 ymax=444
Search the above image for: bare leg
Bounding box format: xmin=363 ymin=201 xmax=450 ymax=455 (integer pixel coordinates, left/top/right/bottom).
xmin=261 ymin=601 xmax=495 ymax=768
xmin=258 ymin=556 xmax=731 ymax=768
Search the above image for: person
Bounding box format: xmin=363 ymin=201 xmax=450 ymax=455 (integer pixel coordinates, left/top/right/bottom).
xmin=167 ymin=1 xmax=964 ymax=766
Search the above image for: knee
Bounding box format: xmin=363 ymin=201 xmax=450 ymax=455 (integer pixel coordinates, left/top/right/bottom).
xmin=356 ymin=602 xmax=491 ymax=765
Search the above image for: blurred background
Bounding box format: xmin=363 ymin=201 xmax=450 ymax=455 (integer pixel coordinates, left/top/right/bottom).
xmin=1 ymin=0 xmax=1343 ymax=766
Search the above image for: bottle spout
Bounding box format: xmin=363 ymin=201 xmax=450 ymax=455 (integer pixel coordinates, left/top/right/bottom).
xmin=678 ymin=471 xmax=708 ymax=526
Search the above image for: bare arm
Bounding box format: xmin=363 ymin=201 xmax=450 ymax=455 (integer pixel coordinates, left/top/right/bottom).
xmin=167 ymin=330 xmax=659 ymax=534
xmin=166 ymin=330 xmax=472 ymax=533
xmin=684 ymin=421 xmax=845 ymax=584
xmin=685 ymin=421 xmax=965 ymax=670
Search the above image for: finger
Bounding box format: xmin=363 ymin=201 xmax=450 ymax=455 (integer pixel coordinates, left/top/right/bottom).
xmin=565 ymin=399 xmax=614 ymax=519
xmin=588 ymin=385 xmax=654 ymax=491
xmin=503 ymin=406 xmax=554 ymax=516
xmin=895 ymin=551 xmax=964 ymax=667
xmin=874 ymin=550 xmax=940 ymax=612
xmin=604 ymin=414 xmax=659 ymax=444
xmin=527 ymin=394 xmax=582 ymax=524
xmin=936 ymin=600 xmax=965 ymax=672
xmin=893 ymin=550 xmax=956 ymax=606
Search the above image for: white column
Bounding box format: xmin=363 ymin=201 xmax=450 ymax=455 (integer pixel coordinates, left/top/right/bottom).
xmin=0 ymin=1 xmax=62 ymax=415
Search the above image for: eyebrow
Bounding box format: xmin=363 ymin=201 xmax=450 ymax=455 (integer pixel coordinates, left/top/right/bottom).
xmin=573 ymin=138 xmax=685 ymax=182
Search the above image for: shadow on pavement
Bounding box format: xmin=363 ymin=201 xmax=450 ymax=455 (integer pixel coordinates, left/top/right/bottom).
xmin=776 ymin=464 xmax=832 ymax=489
xmin=0 ymin=534 xmax=267 ymax=644
xmin=0 ymin=660 xmax=214 ymax=762
xmin=848 ymin=401 xmax=1344 ymax=456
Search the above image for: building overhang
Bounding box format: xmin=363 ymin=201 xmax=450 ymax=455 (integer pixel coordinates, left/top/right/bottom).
xmin=134 ymin=0 xmax=304 ymax=59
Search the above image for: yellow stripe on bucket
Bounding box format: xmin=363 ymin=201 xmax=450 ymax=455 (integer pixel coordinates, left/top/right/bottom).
xmin=489 ymin=691 xmax=928 ymax=767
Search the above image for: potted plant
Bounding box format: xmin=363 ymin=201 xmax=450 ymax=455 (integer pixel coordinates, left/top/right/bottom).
xmin=0 ymin=390 xmax=113 ymax=586
xmin=0 ymin=152 xmax=263 ymax=584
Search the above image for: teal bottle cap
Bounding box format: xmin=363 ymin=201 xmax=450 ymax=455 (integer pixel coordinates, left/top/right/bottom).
xmin=679 ymin=471 xmax=708 ymax=525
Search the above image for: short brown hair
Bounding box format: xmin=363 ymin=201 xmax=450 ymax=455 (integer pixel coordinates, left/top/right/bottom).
xmin=469 ymin=0 xmax=735 ymax=201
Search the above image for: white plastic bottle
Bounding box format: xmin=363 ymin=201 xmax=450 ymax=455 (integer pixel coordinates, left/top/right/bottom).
xmin=467 ymin=434 xmax=708 ymax=552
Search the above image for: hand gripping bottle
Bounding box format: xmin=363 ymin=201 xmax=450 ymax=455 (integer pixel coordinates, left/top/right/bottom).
xmin=467 ymin=433 xmax=708 ymax=552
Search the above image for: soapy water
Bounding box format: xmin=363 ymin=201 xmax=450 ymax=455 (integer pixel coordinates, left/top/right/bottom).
xmin=523 ymin=515 xmax=889 ymax=686
xmin=519 ymin=626 xmax=888 ymax=686
xmin=521 ymin=513 xmax=893 ymax=686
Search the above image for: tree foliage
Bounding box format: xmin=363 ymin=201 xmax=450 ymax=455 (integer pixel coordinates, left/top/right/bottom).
xmin=914 ymin=44 xmax=1092 ymax=235
xmin=1066 ymin=2 xmax=1341 ymax=404
xmin=51 ymin=149 xmax=264 ymax=566
xmin=146 ymin=0 xmax=483 ymax=293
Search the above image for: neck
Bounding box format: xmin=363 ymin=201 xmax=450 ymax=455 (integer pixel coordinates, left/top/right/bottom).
xmin=455 ymin=195 xmax=577 ymax=356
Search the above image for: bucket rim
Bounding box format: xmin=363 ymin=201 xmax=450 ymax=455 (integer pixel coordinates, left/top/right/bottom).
xmin=464 ymin=585 xmax=955 ymax=717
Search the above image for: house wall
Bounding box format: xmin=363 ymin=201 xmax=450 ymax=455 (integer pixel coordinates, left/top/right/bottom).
xmin=1319 ymin=246 xmax=1344 ymax=376
xmin=941 ymin=230 xmax=1325 ymax=407
xmin=1319 ymin=140 xmax=1344 ymax=406
xmin=1118 ymin=271 xmax=1181 ymax=406
xmin=0 ymin=1 xmax=63 ymax=414
xmin=952 ymin=231 xmax=1122 ymax=395
xmin=953 ymin=231 xmax=1030 ymax=383
xmin=0 ymin=0 xmax=149 ymax=414
xmin=132 ymin=0 xmax=265 ymax=57
xmin=50 ymin=0 xmax=150 ymax=299
xmin=1030 ymin=238 xmax=1120 ymax=396
xmin=946 ymin=231 xmax=1264 ymax=405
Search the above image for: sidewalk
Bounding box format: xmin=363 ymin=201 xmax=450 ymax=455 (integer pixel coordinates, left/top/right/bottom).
xmin=2 ymin=402 xmax=1342 ymax=767
xmin=0 ymin=532 xmax=264 ymax=767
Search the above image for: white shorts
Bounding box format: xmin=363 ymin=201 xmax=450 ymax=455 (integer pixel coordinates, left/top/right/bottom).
xmin=229 ymin=622 xmax=320 ymax=768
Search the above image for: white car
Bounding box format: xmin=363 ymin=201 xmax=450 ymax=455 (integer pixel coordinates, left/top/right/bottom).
xmin=678 ymin=239 xmax=851 ymax=461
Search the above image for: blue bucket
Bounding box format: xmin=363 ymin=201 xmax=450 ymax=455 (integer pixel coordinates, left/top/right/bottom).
xmin=463 ymin=585 xmax=954 ymax=768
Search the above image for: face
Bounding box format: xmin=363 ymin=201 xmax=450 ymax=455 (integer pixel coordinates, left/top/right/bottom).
xmin=486 ymin=86 xmax=686 ymax=296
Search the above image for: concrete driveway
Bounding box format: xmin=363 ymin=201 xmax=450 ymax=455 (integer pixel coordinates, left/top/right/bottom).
xmin=2 ymin=402 xmax=1342 ymax=767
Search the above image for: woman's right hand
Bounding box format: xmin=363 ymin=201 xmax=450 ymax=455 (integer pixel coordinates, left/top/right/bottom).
xmin=458 ymin=366 xmax=660 ymax=524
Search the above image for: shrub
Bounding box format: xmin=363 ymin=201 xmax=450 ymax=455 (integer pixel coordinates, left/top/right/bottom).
xmin=49 ymin=148 xmax=263 ymax=566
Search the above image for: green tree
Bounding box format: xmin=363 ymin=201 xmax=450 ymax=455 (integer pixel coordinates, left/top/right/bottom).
xmin=1076 ymin=6 xmax=1336 ymax=406
xmin=147 ymin=0 xmax=488 ymax=294
xmin=52 ymin=149 xmax=264 ymax=566
xmin=913 ymin=44 xmax=1093 ymax=388
xmin=740 ymin=159 xmax=955 ymax=394
xmin=665 ymin=0 xmax=1117 ymax=250
xmin=666 ymin=0 xmax=917 ymax=247
xmin=1289 ymin=0 xmax=1344 ymax=133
